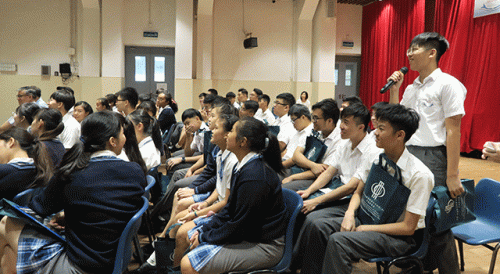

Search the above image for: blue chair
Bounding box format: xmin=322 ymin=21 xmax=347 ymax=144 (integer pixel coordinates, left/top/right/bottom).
xmin=365 ymin=197 xmax=437 ymax=274
xmin=227 ymin=188 xmax=303 ymax=274
xmin=143 ymin=174 xmax=157 ymax=244
xmin=452 ymin=178 xmax=500 ymax=274
xmin=13 ymin=188 xmax=37 ymax=206
xmin=112 ymin=196 xmax=149 ymax=274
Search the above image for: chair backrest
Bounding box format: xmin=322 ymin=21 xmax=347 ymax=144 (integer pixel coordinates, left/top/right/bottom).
xmin=413 ymin=196 xmax=437 ymax=259
xmin=271 ymin=188 xmax=303 ymax=272
xmin=144 ymin=175 xmax=156 ymax=198
xmin=112 ymin=196 xmax=149 ymax=274
xmin=13 ymin=188 xmax=39 ymax=207
xmin=474 ymin=178 xmax=500 ymax=224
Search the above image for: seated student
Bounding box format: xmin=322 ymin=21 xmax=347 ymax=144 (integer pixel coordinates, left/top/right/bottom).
xmin=48 ymin=89 xmax=80 ymax=149
xmin=225 ymin=91 xmax=240 ymax=109
xmin=175 ymin=117 xmax=287 ymax=273
xmin=30 ymin=108 xmax=66 ymax=167
xmin=254 ymin=94 xmax=276 ymax=124
xmin=13 ymin=102 xmax=40 ymax=131
xmin=0 ymin=86 xmax=47 ymax=134
xmin=156 ymin=91 xmax=178 ymax=133
xmin=200 ymin=94 xmax=217 ymax=123
xmin=281 ymin=98 xmax=341 ymax=190
xmin=271 ymin=93 xmax=297 ymax=152
xmin=106 ymin=93 xmax=119 ymax=112
xmin=115 ymin=87 xmax=139 ymax=116
xmin=73 ymin=101 xmax=93 ymax=123
xmin=134 ymin=114 xmax=239 ymax=273
xmin=166 ymin=109 xmax=208 ymax=172
xmin=295 ymin=104 xmax=434 ymax=274
xmin=96 ymin=97 xmax=111 ymax=111
xmin=137 ymin=100 xmax=157 ymax=118
xmin=0 ymin=127 xmax=53 ymax=201
xmin=282 ymin=104 xmax=314 ymax=171
xmin=0 ymin=111 xmax=146 ymax=274
xmin=237 ymin=88 xmax=249 ymax=107
xmin=128 ymin=109 xmax=162 ymax=170
xmin=369 ymin=101 xmax=389 ymax=138
xmin=239 ymin=100 xmax=259 ymax=118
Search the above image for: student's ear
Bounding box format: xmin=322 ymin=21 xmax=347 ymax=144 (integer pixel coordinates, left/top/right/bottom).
xmin=429 ymin=48 xmax=437 ymax=60
xmin=108 ymin=136 xmax=118 ymax=148
xmin=239 ymin=136 xmax=248 ymax=148
xmin=137 ymin=122 xmax=144 ymax=131
xmin=38 ymin=119 xmax=46 ymax=130
xmin=6 ymin=137 xmax=16 ymax=148
xmin=396 ymin=130 xmax=406 ymax=142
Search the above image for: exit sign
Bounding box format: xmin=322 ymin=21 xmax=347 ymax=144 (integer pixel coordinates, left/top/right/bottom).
xmin=342 ymin=41 xmax=354 ymax=48
xmin=143 ymin=31 xmax=158 ymax=38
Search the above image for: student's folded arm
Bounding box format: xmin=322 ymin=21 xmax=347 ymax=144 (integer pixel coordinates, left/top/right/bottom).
xmin=301 ymin=166 xmax=337 ymax=198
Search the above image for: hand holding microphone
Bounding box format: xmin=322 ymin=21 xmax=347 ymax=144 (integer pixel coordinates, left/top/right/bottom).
xmin=380 ymin=67 xmax=408 ymax=94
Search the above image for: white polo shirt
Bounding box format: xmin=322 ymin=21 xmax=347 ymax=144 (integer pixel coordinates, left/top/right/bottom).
xmin=283 ymin=123 xmax=314 ymax=160
xmin=326 ymin=132 xmax=382 ymax=185
xmin=401 ymin=68 xmax=466 ymax=147
xmin=190 ymin=122 xmax=210 ymax=153
xmin=354 ymin=148 xmax=434 ymax=229
xmin=58 ymin=112 xmax=81 ymax=149
xmin=272 ymin=114 xmax=296 ymax=146
xmin=257 ymin=108 xmax=276 ymax=125
xmin=216 ymin=149 xmax=238 ymax=202
xmin=139 ymin=136 xmax=161 ymax=170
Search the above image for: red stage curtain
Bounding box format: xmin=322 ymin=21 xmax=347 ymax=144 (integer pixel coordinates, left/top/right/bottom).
xmin=434 ymin=0 xmax=500 ymax=152
xmin=359 ymin=0 xmax=425 ymax=109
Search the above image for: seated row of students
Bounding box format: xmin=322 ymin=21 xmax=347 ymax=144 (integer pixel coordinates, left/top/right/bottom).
xmin=0 ymin=111 xmax=147 ymax=273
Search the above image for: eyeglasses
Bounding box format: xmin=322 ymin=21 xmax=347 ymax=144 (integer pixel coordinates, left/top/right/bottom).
xmin=291 ymin=116 xmax=300 ymax=124
xmin=312 ymin=116 xmax=325 ymax=122
xmin=17 ymin=94 xmax=28 ymax=98
xmin=274 ymin=101 xmax=288 ymax=106
xmin=406 ymin=47 xmax=430 ymax=56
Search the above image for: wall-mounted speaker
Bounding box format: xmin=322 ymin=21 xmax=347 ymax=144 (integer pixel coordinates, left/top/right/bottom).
xmin=59 ymin=63 xmax=71 ymax=75
xmin=244 ymin=37 xmax=258 ymax=49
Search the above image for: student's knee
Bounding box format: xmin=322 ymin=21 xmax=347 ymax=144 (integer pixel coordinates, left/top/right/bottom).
xmin=178 ymin=198 xmax=193 ymax=210
xmin=180 ymin=255 xmax=198 ymax=274
xmin=176 ymin=225 xmax=190 ymax=244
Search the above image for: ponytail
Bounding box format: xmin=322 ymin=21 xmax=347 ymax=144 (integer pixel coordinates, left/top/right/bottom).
xmin=116 ymin=112 xmax=148 ymax=175
xmin=262 ymin=131 xmax=283 ymax=174
xmin=34 ymin=108 xmax=64 ymax=141
xmin=0 ymin=127 xmax=54 ymax=188
xmin=128 ymin=109 xmax=162 ymax=152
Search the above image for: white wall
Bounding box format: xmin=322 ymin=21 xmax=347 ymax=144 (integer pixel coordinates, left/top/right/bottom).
xmin=336 ymin=3 xmax=362 ymax=55
xmin=0 ymin=0 xmax=71 ymax=75
xmin=212 ymin=0 xmax=294 ymax=82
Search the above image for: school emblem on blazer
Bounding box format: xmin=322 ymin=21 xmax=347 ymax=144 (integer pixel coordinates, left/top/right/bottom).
xmin=371 ymin=181 xmax=386 ymax=200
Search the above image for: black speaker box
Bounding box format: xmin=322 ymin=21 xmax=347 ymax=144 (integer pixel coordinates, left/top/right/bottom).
xmin=244 ymin=37 xmax=258 ymax=49
xmin=59 ymin=63 xmax=71 ymax=75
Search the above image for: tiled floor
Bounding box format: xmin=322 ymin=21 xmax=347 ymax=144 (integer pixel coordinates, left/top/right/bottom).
xmin=133 ymin=156 xmax=500 ymax=273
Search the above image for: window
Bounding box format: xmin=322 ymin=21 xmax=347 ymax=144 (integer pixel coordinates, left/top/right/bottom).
xmin=135 ymin=56 xmax=146 ymax=82
xmin=154 ymin=56 xmax=165 ymax=82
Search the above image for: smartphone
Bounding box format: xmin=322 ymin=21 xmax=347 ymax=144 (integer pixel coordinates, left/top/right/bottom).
xmin=484 ymin=142 xmax=497 ymax=153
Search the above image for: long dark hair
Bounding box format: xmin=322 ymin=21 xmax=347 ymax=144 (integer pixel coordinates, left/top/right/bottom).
xmin=33 ymin=108 xmax=64 ymax=141
xmin=128 ymin=109 xmax=162 ymax=152
xmin=0 ymin=127 xmax=53 ymax=188
xmin=115 ymin=112 xmax=148 ymax=175
xmin=236 ymin=117 xmax=283 ymax=174
xmin=16 ymin=103 xmax=41 ymax=125
xmin=55 ymin=111 xmax=122 ymax=182
xmin=164 ymin=93 xmax=178 ymax=113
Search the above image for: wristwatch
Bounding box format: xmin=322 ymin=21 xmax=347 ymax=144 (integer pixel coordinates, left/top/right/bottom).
xmin=181 ymin=156 xmax=186 ymax=163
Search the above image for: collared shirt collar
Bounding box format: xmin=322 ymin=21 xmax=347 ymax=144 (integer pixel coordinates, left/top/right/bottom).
xmin=91 ymin=150 xmax=118 ymax=159
xmin=8 ymin=158 xmax=34 ymax=164
xmin=414 ymin=68 xmax=442 ymax=86
xmin=235 ymin=151 xmax=259 ymax=172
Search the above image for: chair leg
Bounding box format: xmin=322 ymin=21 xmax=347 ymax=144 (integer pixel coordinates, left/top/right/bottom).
xmin=488 ymin=243 xmax=500 ymax=274
xmin=376 ymin=262 xmax=382 ymax=274
xmin=133 ymin=235 xmax=145 ymax=265
xmin=457 ymin=239 xmax=465 ymax=271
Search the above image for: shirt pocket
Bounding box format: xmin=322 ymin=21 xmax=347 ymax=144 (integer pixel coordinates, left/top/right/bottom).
xmin=417 ymin=98 xmax=440 ymax=117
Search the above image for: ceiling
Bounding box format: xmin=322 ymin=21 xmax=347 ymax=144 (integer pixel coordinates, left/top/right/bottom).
xmin=337 ymin=0 xmax=377 ymax=6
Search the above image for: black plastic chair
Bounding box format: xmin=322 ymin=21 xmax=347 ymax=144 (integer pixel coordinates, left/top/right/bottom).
xmin=365 ymin=197 xmax=437 ymax=274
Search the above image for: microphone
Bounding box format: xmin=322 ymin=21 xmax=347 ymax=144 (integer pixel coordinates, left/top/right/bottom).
xmin=380 ymin=67 xmax=409 ymax=94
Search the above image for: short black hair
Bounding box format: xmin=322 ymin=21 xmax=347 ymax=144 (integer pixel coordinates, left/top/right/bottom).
xmin=203 ymin=94 xmax=217 ymax=106
xmin=181 ymin=108 xmax=202 ymax=122
xmin=74 ymin=101 xmax=94 ymax=115
xmin=376 ymin=104 xmax=420 ymax=142
xmin=238 ymin=88 xmax=248 ymax=96
xmin=199 ymin=92 xmax=207 ymax=98
xmin=410 ymin=32 xmax=449 ymax=63
xmin=312 ymin=98 xmax=340 ymax=124
xmin=138 ymin=93 xmax=152 ymax=103
xmin=56 ymin=86 xmax=74 ymax=95
xmin=343 ymin=96 xmax=363 ymax=105
xmin=20 ymin=86 xmax=41 ymax=99
xmin=226 ymin=91 xmax=236 ymax=98
xmin=289 ymin=104 xmax=311 ymax=120
xmin=105 ymin=94 xmax=117 ymax=104
xmin=208 ymin=88 xmax=218 ymax=95
xmin=276 ymin=93 xmax=296 ymax=107
xmin=213 ymin=96 xmax=231 ymax=108
xmin=16 ymin=103 xmax=40 ymax=124
xmin=340 ymin=103 xmax=370 ymax=132
xmin=116 ymin=87 xmax=139 ymax=107
xmin=242 ymin=100 xmax=259 ymax=115
xmin=371 ymin=101 xmax=389 ymax=111
xmin=50 ymin=90 xmax=75 ymax=112
xmin=97 ymin=98 xmax=111 ymax=110
xmin=300 ymin=91 xmax=309 ymax=100
xmin=252 ymin=88 xmax=263 ymax=97
xmin=258 ymin=94 xmax=271 ymax=106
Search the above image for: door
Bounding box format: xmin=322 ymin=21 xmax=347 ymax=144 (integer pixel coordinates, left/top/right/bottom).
xmin=335 ymin=56 xmax=361 ymax=108
xmin=125 ymin=46 xmax=175 ymax=97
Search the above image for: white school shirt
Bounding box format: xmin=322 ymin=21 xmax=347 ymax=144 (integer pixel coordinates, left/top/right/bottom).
xmin=254 ymin=109 xmax=263 ymax=120
xmin=58 ymin=112 xmax=81 ymax=149
xmin=259 ymin=108 xmax=276 ymax=125
xmin=326 ymin=132 xmax=382 ymax=185
xmin=401 ymin=68 xmax=466 ymax=147
xmin=139 ymin=136 xmax=161 ymax=170
xmin=215 ymin=149 xmax=238 ymax=202
xmin=318 ymin=129 xmax=343 ymax=164
xmin=272 ymin=114 xmax=297 ymax=147
xmin=190 ymin=122 xmax=210 ymax=153
xmin=283 ymin=123 xmax=314 ymax=160
xmin=354 ymin=148 xmax=434 ymax=229
xmin=233 ymin=101 xmax=241 ymax=110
